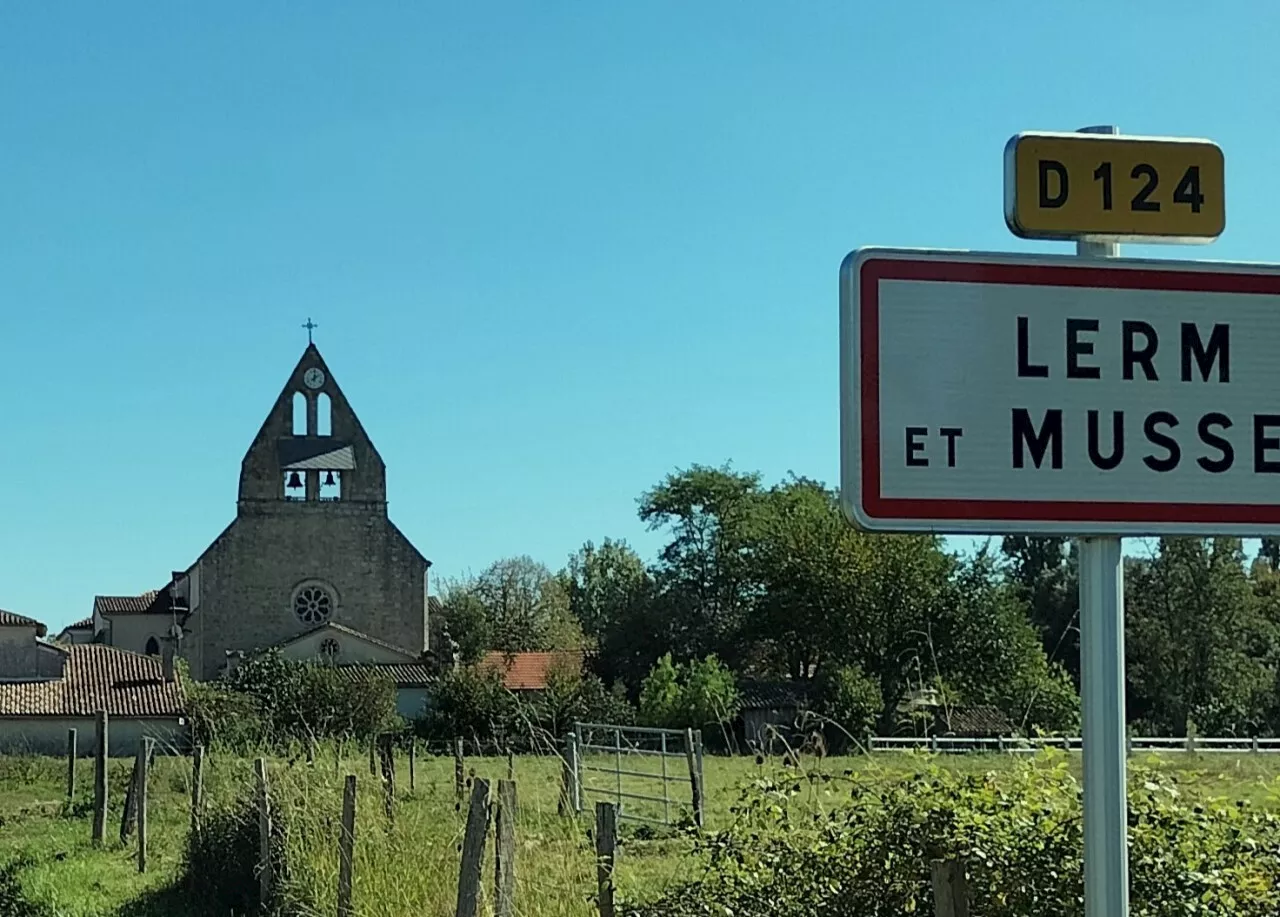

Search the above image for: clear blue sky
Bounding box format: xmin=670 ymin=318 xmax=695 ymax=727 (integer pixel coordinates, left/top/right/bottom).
xmin=2 ymin=3 xmax=1277 ymax=631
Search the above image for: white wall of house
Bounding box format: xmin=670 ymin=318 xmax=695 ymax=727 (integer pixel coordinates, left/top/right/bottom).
xmin=0 ymin=624 xmax=38 ymax=646
xmin=0 ymin=716 xmax=188 ymax=757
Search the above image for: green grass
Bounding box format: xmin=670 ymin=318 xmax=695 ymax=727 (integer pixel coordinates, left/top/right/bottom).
xmin=1 ymin=747 xmax=1279 ymax=916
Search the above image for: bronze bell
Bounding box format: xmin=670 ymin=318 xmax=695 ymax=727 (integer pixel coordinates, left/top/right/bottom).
xmin=286 ymin=471 xmax=303 ymax=489
xmin=324 ymin=471 xmax=336 ymax=486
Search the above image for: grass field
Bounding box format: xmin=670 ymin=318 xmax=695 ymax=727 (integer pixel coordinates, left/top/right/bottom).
xmin=1 ymin=747 xmax=1279 ymax=916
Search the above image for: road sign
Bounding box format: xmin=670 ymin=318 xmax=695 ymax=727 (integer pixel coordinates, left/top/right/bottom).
xmin=839 ymin=247 xmax=1280 ymax=536
xmin=1004 ymin=131 xmax=1225 ymax=242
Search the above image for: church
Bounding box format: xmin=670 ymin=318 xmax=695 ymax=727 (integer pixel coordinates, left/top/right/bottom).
xmin=81 ymin=341 xmax=434 ymax=684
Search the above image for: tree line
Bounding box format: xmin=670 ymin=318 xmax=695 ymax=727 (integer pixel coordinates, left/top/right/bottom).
xmin=438 ymin=464 xmax=1280 ymax=739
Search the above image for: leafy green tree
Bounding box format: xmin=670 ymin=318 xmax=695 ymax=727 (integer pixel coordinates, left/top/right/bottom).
xmin=813 ymin=664 xmax=883 ymax=747
xmin=1127 ymin=537 xmax=1273 ymax=735
xmin=417 ymin=663 xmax=518 ymax=744
xmin=639 ymin=465 xmax=764 ymax=669
xmin=1001 ymin=536 xmax=1080 ymax=684
xmin=436 ymin=580 xmax=491 ymax=664
xmin=638 ymin=653 xmax=739 ymax=730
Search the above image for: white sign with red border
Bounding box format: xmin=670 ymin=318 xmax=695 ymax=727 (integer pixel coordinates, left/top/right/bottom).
xmin=840 ymin=247 xmax=1280 ymax=535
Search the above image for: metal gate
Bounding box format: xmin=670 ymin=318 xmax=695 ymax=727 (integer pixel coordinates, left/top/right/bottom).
xmin=571 ymin=722 xmax=705 ymax=827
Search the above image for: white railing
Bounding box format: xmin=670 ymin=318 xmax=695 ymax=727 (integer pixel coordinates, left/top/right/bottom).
xmin=869 ymin=735 xmax=1280 ymax=754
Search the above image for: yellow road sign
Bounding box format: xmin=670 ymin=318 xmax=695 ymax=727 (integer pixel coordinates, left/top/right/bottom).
xmin=1004 ymin=132 xmax=1224 ymax=243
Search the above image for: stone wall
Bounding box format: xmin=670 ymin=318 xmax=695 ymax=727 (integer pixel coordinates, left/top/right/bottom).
xmin=191 ymin=501 xmax=426 ymax=679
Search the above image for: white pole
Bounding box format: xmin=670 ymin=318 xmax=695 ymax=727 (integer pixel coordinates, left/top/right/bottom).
xmin=1075 ymin=124 xmax=1129 ymax=917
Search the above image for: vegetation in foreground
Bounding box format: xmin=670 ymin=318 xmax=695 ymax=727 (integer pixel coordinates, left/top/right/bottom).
xmin=2 ymin=748 xmax=1280 ymax=916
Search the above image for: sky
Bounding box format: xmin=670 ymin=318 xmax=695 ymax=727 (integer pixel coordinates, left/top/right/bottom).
xmin=2 ymin=2 xmax=1278 ymax=631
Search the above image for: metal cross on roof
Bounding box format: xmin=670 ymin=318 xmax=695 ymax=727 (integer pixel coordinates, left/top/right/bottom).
xmin=302 ymin=317 xmax=318 ymax=344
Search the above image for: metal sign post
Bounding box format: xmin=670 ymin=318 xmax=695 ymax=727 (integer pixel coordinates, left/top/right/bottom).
xmin=1074 ymin=124 xmax=1129 ymax=917
xmin=841 ymin=123 xmax=1245 ymax=917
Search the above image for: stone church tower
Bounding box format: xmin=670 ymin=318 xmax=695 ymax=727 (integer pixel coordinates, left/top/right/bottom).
xmin=91 ymin=344 xmax=431 ymax=680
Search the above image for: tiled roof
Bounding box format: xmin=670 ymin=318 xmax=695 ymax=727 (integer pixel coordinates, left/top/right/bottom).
xmin=94 ymin=591 xmax=165 ymax=615
xmin=0 ymin=609 xmax=42 ymax=628
xmin=479 ymin=651 xmax=583 ymax=691
xmin=738 ymin=680 xmax=813 ymax=711
xmin=62 ymin=617 xmax=94 ymax=631
xmin=0 ymin=645 xmax=184 ymax=718
xmin=331 ymin=663 xmax=433 ymax=688
xmin=937 ymin=704 xmax=1015 ymax=737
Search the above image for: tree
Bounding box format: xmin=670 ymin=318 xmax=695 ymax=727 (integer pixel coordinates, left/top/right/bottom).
xmin=639 ymin=465 xmax=764 ymax=669
xmin=564 ymin=539 xmax=664 ymax=689
xmin=1127 ymin=537 xmax=1273 ymax=735
xmin=1001 ymin=536 xmax=1080 ymax=684
xmin=444 ymin=556 xmax=586 ymax=655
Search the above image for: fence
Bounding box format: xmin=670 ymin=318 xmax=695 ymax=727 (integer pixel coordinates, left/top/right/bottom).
xmin=869 ymin=735 xmax=1280 ymax=754
xmin=569 ymin=722 xmax=705 ymax=828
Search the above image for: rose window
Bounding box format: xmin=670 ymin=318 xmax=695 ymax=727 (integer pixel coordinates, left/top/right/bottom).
xmin=319 ymin=637 xmax=340 ymax=659
xmin=294 ymin=586 xmax=334 ymax=624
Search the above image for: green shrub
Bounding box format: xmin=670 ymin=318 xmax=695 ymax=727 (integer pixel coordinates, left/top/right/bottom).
xmin=813 ymin=664 xmax=882 ymax=748
xmin=627 ymin=753 xmax=1280 ymax=917
xmin=416 ymin=664 xmax=518 ymax=745
xmin=0 ymin=858 xmax=51 ymax=917
xmin=222 ymin=650 xmax=398 ymax=746
xmin=639 ymin=654 xmax=739 ymax=730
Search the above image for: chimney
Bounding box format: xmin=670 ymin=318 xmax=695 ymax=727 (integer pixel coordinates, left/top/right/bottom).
xmin=162 ymin=645 xmax=176 ymax=684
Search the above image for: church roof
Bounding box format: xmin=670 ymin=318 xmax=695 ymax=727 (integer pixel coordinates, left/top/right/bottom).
xmin=94 ymin=588 xmax=187 ymax=616
xmin=0 ymin=645 xmax=184 ymax=719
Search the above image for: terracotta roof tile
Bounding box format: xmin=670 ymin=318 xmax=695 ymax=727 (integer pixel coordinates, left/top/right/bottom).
xmin=479 ymin=651 xmax=582 ymax=691
xmin=0 ymin=645 xmax=184 ymax=718
xmin=62 ymin=617 xmax=94 ymax=632
xmin=0 ymin=609 xmax=42 ymax=628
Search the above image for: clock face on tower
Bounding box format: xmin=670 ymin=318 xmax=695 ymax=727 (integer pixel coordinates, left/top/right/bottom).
xmin=303 ymin=368 xmax=326 ymax=390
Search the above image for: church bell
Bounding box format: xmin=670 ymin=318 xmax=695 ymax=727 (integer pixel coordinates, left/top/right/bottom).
xmin=324 ymin=471 xmax=336 ymax=486
xmin=287 ymin=471 xmax=303 ymax=489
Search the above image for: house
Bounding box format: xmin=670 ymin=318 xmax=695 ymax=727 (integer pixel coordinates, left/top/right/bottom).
xmin=0 ymin=610 xmax=186 ymax=756
xmin=737 ymin=680 xmax=815 ymax=752
xmin=934 ymin=704 xmax=1015 ymax=739
xmin=56 ymin=617 xmax=97 ymax=646
xmin=478 ymin=650 xmax=583 ymax=692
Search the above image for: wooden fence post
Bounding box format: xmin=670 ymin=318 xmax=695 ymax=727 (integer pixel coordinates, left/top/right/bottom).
xmin=121 ymin=739 xmax=154 ymax=842
xmin=495 ymin=779 xmax=517 ymax=917
xmin=255 ymin=757 xmax=272 ymax=907
xmin=66 ymin=728 xmax=77 ymax=802
xmin=455 ymin=778 xmax=492 ymax=917
xmin=595 ymin=802 xmax=617 ymax=917
xmin=190 ymin=745 xmax=206 ymax=839
xmin=454 ymin=737 xmax=466 ymax=799
xmin=684 ymin=728 xmax=704 ymax=829
xmin=337 ymin=775 xmax=357 ymax=917
xmin=92 ymin=710 xmax=108 ymax=844
xmin=507 ymin=747 xmax=515 ymax=782
xmin=378 ymin=734 xmax=396 ymax=822
xmin=930 ymin=858 xmax=970 ymax=917
xmin=368 ymin=738 xmax=377 ymax=776
xmin=409 ymin=737 xmax=417 ymax=792
xmin=137 ymin=738 xmax=152 ymax=873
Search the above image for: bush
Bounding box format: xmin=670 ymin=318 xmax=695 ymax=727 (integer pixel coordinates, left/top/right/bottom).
xmin=0 ymin=858 xmax=51 ymax=917
xmin=185 ymin=680 xmax=265 ymax=751
xmin=627 ymin=754 xmax=1280 ymax=917
xmin=223 ymin=650 xmax=399 ymax=746
xmin=813 ymin=664 xmax=881 ymax=749
xmin=639 ymin=654 xmax=739 ymax=730
xmin=416 ymin=664 xmax=518 ymax=745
